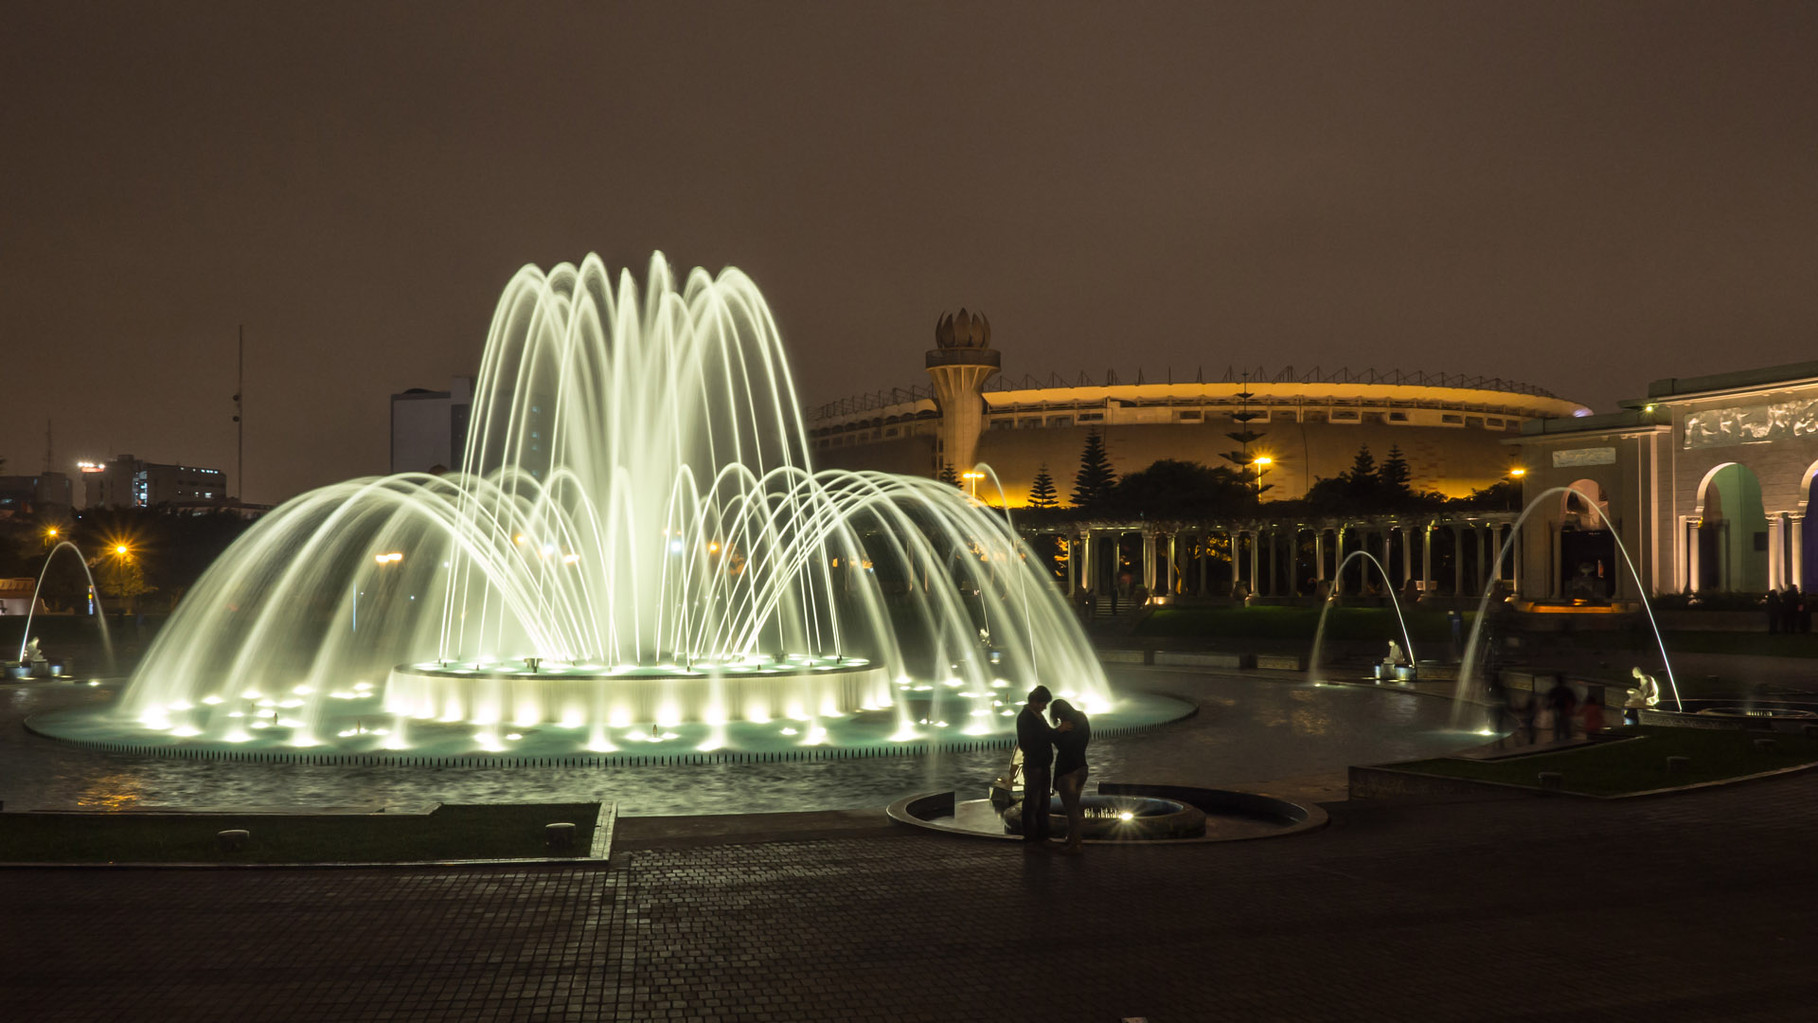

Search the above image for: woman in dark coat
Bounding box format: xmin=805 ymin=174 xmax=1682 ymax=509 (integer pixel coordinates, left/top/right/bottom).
xmin=1048 ymin=698 xmax=1091 ymax=854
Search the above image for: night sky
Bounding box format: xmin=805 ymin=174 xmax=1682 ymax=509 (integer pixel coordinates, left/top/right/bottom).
xmin=4 ymin=3 xmax=1815 ymax=505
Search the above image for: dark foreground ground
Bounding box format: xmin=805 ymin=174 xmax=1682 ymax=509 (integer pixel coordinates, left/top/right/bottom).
xmin=4 ymin=758 xmax=1816 ymax=1021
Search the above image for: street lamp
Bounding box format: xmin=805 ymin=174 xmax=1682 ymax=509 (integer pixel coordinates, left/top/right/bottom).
xmin=961 ymin=470 xmax=985 ymax=500
xmin=1251 ymin=456 xmax=1272 ymax=501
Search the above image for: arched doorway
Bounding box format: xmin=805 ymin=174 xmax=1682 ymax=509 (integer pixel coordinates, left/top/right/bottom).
xmin=1559 ymin=479 xmax=1615 ymax=601
xmin=1697 ymin=463 xmax=1768 ymax=593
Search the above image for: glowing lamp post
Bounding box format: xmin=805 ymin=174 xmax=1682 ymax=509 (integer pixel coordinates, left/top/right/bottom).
xmin=961 ymin=470 xmax=985 ymax=500
xmin=1251 ymin=456 xmax=1272 ymax=501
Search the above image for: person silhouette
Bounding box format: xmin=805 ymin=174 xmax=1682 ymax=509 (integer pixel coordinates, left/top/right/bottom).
xmin=1015 ymin=685 xmax=1069 ymax=848
xmin=1048 ymin=698 xmax=1092 ymax=854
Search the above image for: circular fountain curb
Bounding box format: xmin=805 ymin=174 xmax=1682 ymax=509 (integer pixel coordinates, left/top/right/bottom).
xmin=885 ymin=782 xmax=1326 ymax=845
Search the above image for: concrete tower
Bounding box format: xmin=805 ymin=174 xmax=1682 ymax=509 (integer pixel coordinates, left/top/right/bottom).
xmin=925 ymin=308 xmax=1000 ymax=478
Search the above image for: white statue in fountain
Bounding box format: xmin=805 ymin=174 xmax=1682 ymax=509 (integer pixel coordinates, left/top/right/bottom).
xmin=1628 ymin=668 xmax=1658 ymax=715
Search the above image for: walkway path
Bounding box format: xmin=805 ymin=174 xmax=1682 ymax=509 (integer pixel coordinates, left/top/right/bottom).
xmin=5 ymin=770 xmax=1815 ymax=1021
xmin=5 ymin=664 xmax=1817 ymax=1020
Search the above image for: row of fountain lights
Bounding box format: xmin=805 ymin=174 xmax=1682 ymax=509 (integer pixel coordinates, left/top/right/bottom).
xmin=132 ymin=674 xmax=1106 ymax=753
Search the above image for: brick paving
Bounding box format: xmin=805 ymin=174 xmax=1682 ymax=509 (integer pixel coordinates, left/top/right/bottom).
xmin=7 ymin=660 xmax=1818 ymax=1020
xmin=5 ymin=770 xmax=1818 ymax=1021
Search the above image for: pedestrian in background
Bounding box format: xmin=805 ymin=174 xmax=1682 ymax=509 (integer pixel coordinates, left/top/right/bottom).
xmin=1544 ymin=677 xmax=1578 ymax=742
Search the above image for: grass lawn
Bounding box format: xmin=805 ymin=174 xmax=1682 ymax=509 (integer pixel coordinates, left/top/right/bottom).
xmin=1395 ymin=727 xmax=1818 ymax=796
xmin=0 ymin=802 xmax=600 ymax=864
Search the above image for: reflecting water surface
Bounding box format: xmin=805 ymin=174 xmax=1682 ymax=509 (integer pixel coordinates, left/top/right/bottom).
xmin=3 ymin=669 xmax=1471 ymax=817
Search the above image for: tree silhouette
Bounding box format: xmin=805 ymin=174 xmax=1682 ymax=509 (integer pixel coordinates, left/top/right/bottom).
xmin=937 ymin=461 xmax=959 ymax=487
xmin=97 ymin=552 xmax=154 ymax=611
xmin=1028 ymin=464 xmax=1058 ymax=509
xmin=1071 ymin=431 xmax=1116 ymax=509
xmin=1104 ymin=459 xmax=1248 ymax=519
xmin=1218 ymin=374 xmax=1269 ymax=501
xmin=1381 ymin=445 xmax=1412 ymax=496
xmin=1307 ymin=443 xmax=1445 ymax=513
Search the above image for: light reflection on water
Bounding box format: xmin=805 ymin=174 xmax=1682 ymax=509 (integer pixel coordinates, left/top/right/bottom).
xmin=1 ymin=671 xmax=1470 ymax=817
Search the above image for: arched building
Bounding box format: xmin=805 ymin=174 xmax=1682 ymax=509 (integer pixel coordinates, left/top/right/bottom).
xmin=810 ymin=310 xmax=1589 ymax=505
xmin=1518 ymin=359 xmax=1818 ymax=600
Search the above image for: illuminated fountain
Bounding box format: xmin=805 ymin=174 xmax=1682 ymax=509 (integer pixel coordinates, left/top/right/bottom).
xmin=38 ymin=254 xmax=1157 ymax=760
xmin=11 ymin=540 xmax=114 ymax=678
xmin=1451 ymin=484 xmax=1681 ymax=729
xmin=1305 ymin=551 xmax=1417 ymax=687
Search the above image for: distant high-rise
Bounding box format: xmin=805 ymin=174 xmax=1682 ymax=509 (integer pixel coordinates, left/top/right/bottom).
xmin=390 ymin=376 xmax=474 ymax=475
xmin=0 ymin=470 xmax=72 ymax=516
xmin=77 ymin=456 xmax=226 ymax=510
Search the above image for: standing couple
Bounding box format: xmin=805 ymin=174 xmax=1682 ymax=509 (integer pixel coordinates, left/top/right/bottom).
xmin=1016 ymin=684 xmax=1092 ymax=853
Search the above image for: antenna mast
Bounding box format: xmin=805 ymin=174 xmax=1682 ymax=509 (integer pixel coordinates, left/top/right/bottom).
xmin=234 ymin=325 xmax=244 ymax=502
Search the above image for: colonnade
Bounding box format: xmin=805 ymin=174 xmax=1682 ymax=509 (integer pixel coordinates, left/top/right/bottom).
xmin=1684 ymin=510 xmax=1808 ymax=593
xmin=1041 ymin=516 xmax=1520 ymax=602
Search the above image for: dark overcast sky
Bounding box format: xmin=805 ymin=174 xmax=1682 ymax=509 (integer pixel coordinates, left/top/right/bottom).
xmin=4 ymin=2 xmax=1815 ymax=505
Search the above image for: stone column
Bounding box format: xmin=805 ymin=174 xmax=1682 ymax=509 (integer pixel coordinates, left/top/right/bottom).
xmin=1314 ymin=530 xmax=1327 ymax=583
xmin=1686 ymin=519 xmax=1700 ymax=594
xmin=1141 ymin=531 xmax=1155 ymax=593
xmin=1421 ymin=525 xmax=1433 ymax=593
xmin=1336 ymin=527 xmax=1349 ymax=595
xmin=1792 ymin=514 xmax=1806 ymax=591
xmin=1768 ymin=515 xmax=1785 ymax=591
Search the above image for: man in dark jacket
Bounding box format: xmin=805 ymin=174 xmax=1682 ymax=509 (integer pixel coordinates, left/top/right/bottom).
xmin=1017 ymin=685 xmax=1062 ymax=846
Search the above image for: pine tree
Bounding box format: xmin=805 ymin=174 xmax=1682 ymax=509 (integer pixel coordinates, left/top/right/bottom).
xmin=1218 ymin=374 xmax=1270 ymax=501
xmin=1380 ymin=445 xmax=1412 ymax=497
xmin=1344 ymin=444 xmax=1381 ymax=504
xmin=1071 ymin=432 xmax=1116 ymax=509
xmin=937 ymin=461 xmax=959 ymax=487
xmin=1028 ymin=464 xmax=1058 ymax=509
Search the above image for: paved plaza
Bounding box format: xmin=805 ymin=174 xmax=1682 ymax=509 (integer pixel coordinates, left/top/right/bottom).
xmin=4 ymin=665 xmax=1818 ymax=1021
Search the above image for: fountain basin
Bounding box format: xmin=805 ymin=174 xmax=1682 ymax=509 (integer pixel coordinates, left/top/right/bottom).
xmin=1642 ymin=702 xmax=1818 ymax=732
xmin=28 ymin=686 xmax=1194 ymax=764
xmin=1002 ymin=794 xmax=1207 ymax=841
xmin=888 ymin=782 xmax=1323 ymax=843
xmin=383 ymin=656 xmax=892 ymax=727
